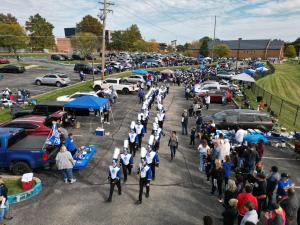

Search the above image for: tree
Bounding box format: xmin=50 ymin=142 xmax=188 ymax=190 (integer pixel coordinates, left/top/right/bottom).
xmin=133 ymin=40 xmax=147 ymax=52
xmin=0 ymin=13 xmax=18 ymax=24
xmin=0 ymin=23 xmax=28 ymax=53
xmin=71 ymin=32 xmax=98 ymax=57
xmin=292 ymin=38 xmax=300 ymax=56
xmin=108 ymin=31 xmax=125 ymax=51
xmin=25 ymin=14 xmax=55 ymax=50
xmin=284 ymin=45 xmax=297 ymax=58
xmin=146 ymin=40 xmax=159 ymax=52
xmin=123 ymin=24 xmax=142 ymax=50
xmin=199 ymin=36 xmax=211 ymax=57
xmin=176 ymin=45 xmax=185 ymax=52
xmin=76 ymin=15 xmax=102 ymax=36
xmin=213 ymin=44 xmax=231 ymax=57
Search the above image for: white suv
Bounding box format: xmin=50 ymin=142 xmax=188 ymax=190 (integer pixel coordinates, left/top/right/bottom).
xmin=93 ymin=78 xmax=137 ymax=95
xmin=123 ymin=75 xmax=145 ymax=84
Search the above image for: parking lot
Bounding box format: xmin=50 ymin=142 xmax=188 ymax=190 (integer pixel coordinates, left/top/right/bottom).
xmin=0 ymin=59 xmax=96 ymax=96
xmin=8 ymin=84 xmax=300 ymax=225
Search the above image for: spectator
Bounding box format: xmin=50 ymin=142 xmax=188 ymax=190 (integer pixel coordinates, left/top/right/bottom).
xmin=55 ymin=145 xmax=76 ymax=184
xmin=277 ymin=173 xmax=295 ymax=201
xmin=243 ymin=144 xmax=260 ymax=174
xmin=168 ymin=131 xmax=178 ymax=160
xmin=222 ymin=198 xmax=238 ymax=225
xmin=138 ymin=88 xmax=145 ymax=104
xmin=190 ymin=127 xmax=196 ymax=146
xmin=256 ymin=140 xmax=265 ymax=159
xmin=198 ymin=139 xmax=210 ymax=172
xmin=280 ymin=189 xmax=299 ymax=225
xmin=252 ymin=173 xmax=267 ymax=217
xmin=240 ymin=201 xmax=258 ymax=225
xmin=181 ymin=110 xmax=188 ymax=135
xmin=263 ymin=203 xmax=286 ymax=225
xmin=254 ymin=161 xmax=265 ymax=177
xmin=237 ymin=184 xmax=258 ymax=224
xmin=266 ymin=166 xmax=280 ymax=209
xmin=64 ymin=133 xmax=77 ymax=156
xmin=103 ymin=105 xmax=110 ymax=124
xmin=220 ymin=139 xmax=231 ymax=163
xmin=224 ymin=179 xmax=238 ymax=209
xmin=205 ymin=148 xmax=213 ymax=182
xmin=0 ymin=177 xmax=13 ymax=225
xmin=203 ymin=216 xmax=214 ymax=225
xmin=205 ymin=94 xmax=211 ymax=109
xmin=211 ymin=159 xmax=224 ymax=203
xmin=235 ymin=126 xmax=248 ymax=144
xmin=236 ymin=174 xmax=245 ymax=194
xmin=223 ymin=155 xmax=233 ymax=188
xmin=185 ymin=86 xmax=190 ymax=100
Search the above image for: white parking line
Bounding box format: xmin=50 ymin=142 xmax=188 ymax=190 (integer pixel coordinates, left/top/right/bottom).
xmin=262 ymin=156 xmax=300 ymax=161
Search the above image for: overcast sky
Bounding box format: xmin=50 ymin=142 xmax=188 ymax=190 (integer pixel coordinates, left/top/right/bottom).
xmin=1 ymin=0 xmax=300 ymax=44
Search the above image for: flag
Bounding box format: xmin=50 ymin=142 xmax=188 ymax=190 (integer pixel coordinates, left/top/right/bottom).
xmin=47 ymin=123 xmax=61 ymax=146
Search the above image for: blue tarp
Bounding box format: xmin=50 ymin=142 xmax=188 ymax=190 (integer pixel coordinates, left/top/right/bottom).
xmin=243 ymin=69 xmax=256 ymax=75
xmin=254 ymin=62 xmax=265 ymax=68
xmin=133 ymin=69 xmax=148 ymax=75
xmin=244 ymin=133 xmax=269 ymax=144
xmin=64 ymin=96 xmax=109 ymax=110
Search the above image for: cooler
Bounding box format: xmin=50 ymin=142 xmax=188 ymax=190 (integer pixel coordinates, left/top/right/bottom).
xmin=95 ymin=128 xmax=105 ymax=136
xmin=21 ymin=173 xmax=34 ymax=190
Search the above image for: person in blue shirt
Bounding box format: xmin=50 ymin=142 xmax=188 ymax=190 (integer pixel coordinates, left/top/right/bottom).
xmin=138 ymin=88 xmax=145 ymax=104
xmin=136 ymin=158 xmax=152 ymax=204
xmin=64 ymin=133 xmax=77 ymax=156
xmin=277 ymin=173 xmax=295 ymax=200
xmin=106 ymin=159 xmax=122 ymax=202
xmin=222 ymin=155 xmax=233 ymax=188
xmin=120 ymin=148 xmax=133 ymax=183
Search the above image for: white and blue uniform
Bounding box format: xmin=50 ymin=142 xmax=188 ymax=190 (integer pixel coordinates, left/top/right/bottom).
xmin=135 ymin=123 xmax=145 ymax=148
xmin=107 ymin=164 xmax=122 ymax=202
xmin=157 ymin=112 xmax=165 ymax=129
xmin=137 ymin=162 xmax=152 ymax=203
xmin=146 ymin=150 xmax=160 ymax=180
xmin=120 ymin=153 xmax=134 ymax=182
xmin=128 ymin=131 xmax=139 ymax=157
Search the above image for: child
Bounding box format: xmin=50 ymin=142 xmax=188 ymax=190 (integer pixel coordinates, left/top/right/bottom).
xmin=190 ymin=127 xmax=196 ymax=145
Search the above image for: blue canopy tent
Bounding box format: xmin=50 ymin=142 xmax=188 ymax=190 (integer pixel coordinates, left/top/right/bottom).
xmin=254 ymin=62 xmax=265 ymax=68
xmin=133 ymin=69 xmax=148 ymax=75
xmin=244 ymin=133 xmax=269 ymax=144
xmin=243 ymin=69 xmax=256 ymax=75
xmin=256 ymin=67 xmax=269 ymax=73
xmin=64 ymin=96 xmax=109 ymax=109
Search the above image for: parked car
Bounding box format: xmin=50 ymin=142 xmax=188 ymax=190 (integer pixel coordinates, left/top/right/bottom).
xmin=0 ymin=65 xmax=25 ymax=73
xmin=0 ymin=99 xmax=14 ymax=108
xmin=34 ymin=73 xmax=71 ymax=87
xmin=72 ymin=54 xmax=85 ymax=60
xmin=196 ymin=83 xmax=229 ymax=95
xmin=0 ymin=58 xmax=10 ymax=64
xmin=51 ymin=54 xmax=64 ymax=61
xmin=0 ymin=128 xmax=50 ymax=174
xmin=216 ymin=71 xmax=235 ymax=79
xmin=93 ymin=78 xmax=137 ymax=94
xmin=203 ymin=109 xmax=274 ymax=131
xmin=199 ymin=90 xmax=233 ymax=103
xmin=0 ymin=116 xmax=52 ymax=136
xmin=74 ymin=64 xmax=98 ymax=74
xmin=86 ymin=55 xmax=96 ymax=60
xmin=60 ymin=55 xmax=72 ymax=61
xmin=123 ymin=75 xmax=145 ymax=84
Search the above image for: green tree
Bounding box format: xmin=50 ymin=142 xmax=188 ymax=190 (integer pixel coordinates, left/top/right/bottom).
xmin=25 ymin=14 xmax=55 ymax=50
xmin=133 ymin=40 xmax=147 ymax=52
xmin=76 ymin=15 xmax=102 ymax=36
xmin=284 ymin=45 xmax=297 ymax=58
xmin=123 ymin=24 xmax=142 ymax=50
xmin=0 ymin=13 xmax=18 ymax=24
xmin=71 ymin=32 xmax=98 ymax=57
xmin=109 ymin=31 xmax=126 ymax=51
xmin=213 ymin=44 xmax=231 ymax=57
xmin=176 ymin=44 xmax=185 ymax=52
xmin=292 ymin=38 xmax=300 ymax=56
xmin=199 ymin=36 xmax=211 ymax=57
xmin=0 ymin=23 xmax=28 ymax=53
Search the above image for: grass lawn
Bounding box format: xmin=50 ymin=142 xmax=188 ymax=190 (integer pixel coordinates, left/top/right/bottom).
xmin=0 ymin=108 xmax=12 ymax=122
xmin=4 ymin=178 xmax=24 ymax=195
xmin=0 ymin=53 xmax=51 ymax=59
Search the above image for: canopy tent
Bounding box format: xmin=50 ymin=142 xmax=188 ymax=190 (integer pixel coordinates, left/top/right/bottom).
xmin=254 ymin=62 xmax=265 ymax=68
xmin=243 ymin=69 xmax=256 ymax=75
xmin=244 ymin=133 xmax=269 ymax=144
xmin=256 ymin=67 xmax=269 ymax=73
xmin=232 ymin=73 xmax=256 ymax=82
xmin=132 ymin=69 xmax=148 ymax=75
xmin=160 ymin=69 xmax=174 ymax=75
xmin=64 ymin=96 xmax=109 ymax=110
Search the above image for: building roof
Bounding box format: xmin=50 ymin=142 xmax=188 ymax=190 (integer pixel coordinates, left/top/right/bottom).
xmin=206 ymin=39 xmax=284 ymax=50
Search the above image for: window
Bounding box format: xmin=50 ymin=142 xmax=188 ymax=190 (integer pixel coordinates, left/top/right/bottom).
xmin=106 ymin=80 xmax=117 ymax=84
xmin=213 ymin=111 xmax=226 ymax=120
xmin=43 ymin=75 xmax=50 ymax=78
xmin=207 ymin=86 xmax=218 ymax=90
xmin=49 ymin=75 xmax=57 ymax=78
xmin=256 ymin=115 xmax=270 ymax=122
xmin=58 ymin=75 xmax=68 ymax=78
xmin=239 ymin=114 xmax=256 ymax=122
xmin=226 ymin=115 xmax=238 ymax=122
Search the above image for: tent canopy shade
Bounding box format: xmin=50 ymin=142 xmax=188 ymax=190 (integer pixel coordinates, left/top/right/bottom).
xmin=64 ymin=96 xmax=109 ymax=110
xmin=232 ymin=73 xmax=256 ymax=82
xmin=160 ymin=69 xmax=174 ymax=74
xmin=132 ymin=69 xmax=148 ymax=75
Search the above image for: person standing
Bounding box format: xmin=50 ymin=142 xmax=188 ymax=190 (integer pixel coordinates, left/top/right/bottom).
xmin=280 ymin=188 xmax=299 ymax=225
xmin=135 ymin=120 xmax=145 ymax=149
xmin=277 ymin=173 xmax=295 ymax=201
xmin=240 ymin=201 xmax=258 ymax=225
xmin=266 ymin=166 xmax=280 ymax=209
xmin=211 ymin=159 xmax=224 ymax=203
xmin=224 ymin=180 xmax=238 ymax=209
xmin=205 ymin=94 xmax=211 ymax=109
xmin=157 ymin=110 xmax=165 ymax=129
xmin=138 ymin=88 xmax=145 ymax=104
xmin=128 ymin=129 xmax=139 ymax=157
xmin=64 ymin=133 xmax=77 ymax=156
xmin=136 ymin=157 xmax=152 ymax=204
xmin=0 ymin=177 xmax=13 ymax=225
xmin=198 ymin=139 xmax=210 ymax=172
xmin=168 ymin=131 xmax=178 ymax=160
xmin=103 ymin=104 xmax=111 ymax=124
xmin=190 ymin=127 xmax=196 ymax=146
xmin=145 ymin=144 xmax=160 ymax=181
xmin=181 ymin=110 xmax=188 ymax=135
xmin=55 ymin=145 xmax=76 ymax=184
xmin=235 ymin=126 xmax=248 ymax=144
xmin=222 ymin=198 xmax=238 ymax=225
xmin=141 ymin=109 xmax=149 ymax=133
xmin=223 ymin=155 xmax=233 ymax=188
xmin=120 ymin=146 xmax=133 ymax=183
xmin=252 ymin=173 xmax=267 ymax=217
xmin=106 ymin=159 xmax=122 ymax=202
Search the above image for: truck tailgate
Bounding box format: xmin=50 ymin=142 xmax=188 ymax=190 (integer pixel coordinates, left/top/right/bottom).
xmin=9 ymin=136 xmax=47 ymax=151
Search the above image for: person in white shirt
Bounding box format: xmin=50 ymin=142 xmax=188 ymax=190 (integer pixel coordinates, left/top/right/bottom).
xmin=235 ymin=126 xmax=248 ymax=144
xmin=204 ymin=94 xmax=211 ymax=109
xmin=219 ymin=139 xmax=231 ymax=162
xmin=198 ymin=139 xmax=210 ymax=172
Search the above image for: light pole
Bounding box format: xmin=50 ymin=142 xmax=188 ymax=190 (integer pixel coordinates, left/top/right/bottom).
xmin=236 ymin=38 xmax=242 ymax=71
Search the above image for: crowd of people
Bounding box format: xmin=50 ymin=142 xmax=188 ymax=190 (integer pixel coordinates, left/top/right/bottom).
xmin=173 ymin=69 xmax=300 ymax=225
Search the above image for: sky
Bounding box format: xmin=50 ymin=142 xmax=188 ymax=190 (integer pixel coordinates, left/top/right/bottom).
xmin=1 ymin=0 xmax=300 ymax=44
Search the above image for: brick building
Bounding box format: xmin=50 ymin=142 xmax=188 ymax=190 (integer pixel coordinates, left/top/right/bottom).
xmin=191 ymin=39 xmax=285 ymax=60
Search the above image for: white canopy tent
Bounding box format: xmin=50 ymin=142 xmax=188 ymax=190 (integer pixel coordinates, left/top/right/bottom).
xmin=232 ymin=73 xmax=256 ymax=82
xmin=160 ymin=69 xmax=174 ymax=75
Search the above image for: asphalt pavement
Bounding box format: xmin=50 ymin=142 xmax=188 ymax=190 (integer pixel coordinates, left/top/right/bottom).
xmin=9 ymin=84 xmax=300 ymax=225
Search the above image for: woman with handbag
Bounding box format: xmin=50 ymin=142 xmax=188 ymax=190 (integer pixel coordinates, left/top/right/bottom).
xmin=168 ymin=131 xmax=178 ymax=160
xmin=56 ymin=145 xmax=76 ymax=184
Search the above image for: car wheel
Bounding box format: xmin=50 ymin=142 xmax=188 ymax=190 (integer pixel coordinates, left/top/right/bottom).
xmin=94 ymin=85 xmax=101 ymax=91
xmin=36 ymin=80 xmax=42 ymax=85
xmin=11 ymin=161 xmax=32 ymax=175
xmin=56 ymin=82 xmax=62 ymax=87
xmin=122 ymin=88 xmax=129 ymax=95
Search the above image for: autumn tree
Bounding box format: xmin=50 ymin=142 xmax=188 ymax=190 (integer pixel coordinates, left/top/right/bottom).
xmin=213 ymin=44 xmax=231 ymax=57
xmin=71 ymin=32 xmax=98 ymax=57
xmin=284 ymin=45 xmax=297 ymax=58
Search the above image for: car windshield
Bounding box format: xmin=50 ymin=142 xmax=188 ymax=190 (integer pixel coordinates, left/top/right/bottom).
xmin=58 ymin=75 xmax=68 ymax=78
xmin=213 ymin=111 xmax=227 ymax=120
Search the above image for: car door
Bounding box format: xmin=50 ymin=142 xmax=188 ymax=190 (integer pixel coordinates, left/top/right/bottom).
xmin=224 ymin=114 xmax=238 ymax=129
xmin=48 ymin=75 xmax=58 ymax=85
xmin=238 ymin=113 xmax=256 ymax=129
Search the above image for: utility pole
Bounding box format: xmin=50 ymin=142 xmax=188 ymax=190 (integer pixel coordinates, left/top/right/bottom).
xmin=236 ymin=38 xmax=242 ymax=71
xmin=211 ymin=15 xmax=216 ymax=61
xmin=99 ymin=0 xmax=114 ymax=80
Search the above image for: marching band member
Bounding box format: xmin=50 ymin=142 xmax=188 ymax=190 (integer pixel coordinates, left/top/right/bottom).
xmin=141 ymin=109 xmax=149 ymax=133
xmin=153 ymin=129 xmax=162 ymax=152
xmin=106 ymin=148 xmax=122 ymax=202
xmin=152 ymin=117 xmax=159 ymax=135
xmin=136 ymin=147 xmax=152 ymax=204
xmin=146 ymin=136 xmax=160 ymax=181
xmin=157 ymin=110 xmax=165 ymax=129
xmin=120 ymin=140 xmax=133 ymax=183
xmin=128 ymin=128 xmax=139 ymax=157
xmin=135 ymin=120 xmax=145 ymax=148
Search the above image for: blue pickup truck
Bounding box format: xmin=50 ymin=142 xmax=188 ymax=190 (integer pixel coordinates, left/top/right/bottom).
xmin=0 ymin=128 xmax=50 ymax=175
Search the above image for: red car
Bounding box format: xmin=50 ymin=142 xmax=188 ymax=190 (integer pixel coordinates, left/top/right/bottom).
xmin=0 ymin=58 xmax=10 ymax=64
xmin=0 ymin=116 xmax=52 ymax=136
xmin=199 ymin=90 xmax=233 ymax=103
